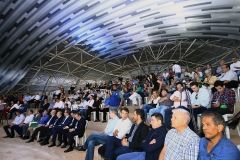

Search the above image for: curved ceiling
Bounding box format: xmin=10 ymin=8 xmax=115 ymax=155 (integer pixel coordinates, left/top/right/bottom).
xmin=1 ymin=0 xmax=240 ymax=94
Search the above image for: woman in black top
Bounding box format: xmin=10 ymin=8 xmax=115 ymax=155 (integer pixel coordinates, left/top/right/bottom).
xmin=149 ymin=73 xmax=162 ymax=93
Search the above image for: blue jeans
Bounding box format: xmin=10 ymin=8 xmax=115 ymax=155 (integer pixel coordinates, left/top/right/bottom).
xmin=83 ymin=131 xmax=108 ymax=160
xmin=117 ymin=152 xmax=146 ymax=160
xmin=235 ymin=70 xmax=240 ymax=76
xmin=175 ymin=72 xmax=181 ymax=78
xmin=141 ymin=104 xmax=155 ymax=122
xmin=77 ymin=109 xmax=87 ymax=119
xmin=149 ymin=105 xmax=169 ymax=122
xmin=123 ymin=93 xmax=131 ymax=104
xmin=105 ymin=136 xmax=133 ymax=160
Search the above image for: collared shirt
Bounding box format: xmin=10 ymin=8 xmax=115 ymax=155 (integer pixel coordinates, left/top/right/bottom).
xmin=212 ymin=88 xmax=235 ymax=112
xmin=49 ymin=103 xmax=55 ymax=109
xmin=53 ymin=101 xmax=64 ymax=109
xmin=191 ymin=88 xmax=210 ymax=107
xmin=104 ymin=116 xmax=119 ymax=136
xmin=10 ymin=104 xmax=20 ymax=110
xmin=79 ymin=100 xmax=88 ymax=109
xmin=46 ymin=115 xmax=54 ymax=126
xmin=31 ymin=95 xmax=40 ymax=100
xmin=23 ymin=114 xmax=34 ymax=124
xmin=54 ymin=90 xmax=61 ymax=95
xmin=216 ymin=66 xmax=222 ymax=74
xmin=230 ymin=61 xmax=240 ymax=71
xmin=198 ymin=136 xmax=240 ymax=160
xmin=73 ymin=94 xmax=79 ymax=99
xmin=159 ymin=94 xmax=173 ymax=107
xmin=170 ymin=90 xmax=191 ymax=108
xmin=128 ymin=123 xmax=139 ymax=142
xmin=65 ymin=101 xmax=71 ymax=108
xmin=13 ymin=114 xmax=25 ymax=125
xmin=164 ymin=127 xmax=200 ymax=160
xmin=38 ymin=114 xmax=50 ymax=124
xmin=218 ymin=70 xmax=238 ymax=81
xmin=104 ymin=98 xmax=110 ymax=107
xmin=113 ymin=117 xmax=132 ymax=139
xmin=87 ymin=99 xmax=94 ymax=107
xmin=172 ymin=64 xmax=181 ymax=73
xmin=24 ymin=95 xmax=32 ymax=101
xmin=163 ymin=72 xmax=169 ymax=78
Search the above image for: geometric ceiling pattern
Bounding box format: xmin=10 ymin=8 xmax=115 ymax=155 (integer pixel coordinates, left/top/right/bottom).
xmin=1 ymin=0 xmax=240 ymax=94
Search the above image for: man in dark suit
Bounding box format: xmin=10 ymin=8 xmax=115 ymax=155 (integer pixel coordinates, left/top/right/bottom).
xmin=26 ymin=109 xmax=57 ymax=143
xmin=104 ymin=109 xmax=149 ymax=160
xmin=39 ymin=110 xmax=64 ymax=146
xmin=58 ymin=110 xmax=77 ymax=148
xmin=64 ymin=112 xmax=86 ymax=152
xmin=39 ymin=99 xmax=50 ymax=114
xmin=40 ymin=92 xmax=48 ymax=106
xmin=47 ymin=110 xmax=73 ymax=147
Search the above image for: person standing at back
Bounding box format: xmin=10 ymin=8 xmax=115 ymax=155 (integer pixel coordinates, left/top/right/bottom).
xmin=172 ymin=62 xmax=181 ymax=79
xmin=108 ymin=84 xmax=124 ymax=111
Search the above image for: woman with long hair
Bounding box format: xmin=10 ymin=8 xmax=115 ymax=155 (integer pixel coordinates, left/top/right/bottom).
xmin=149 ymin=73 xmax=162 ymax=94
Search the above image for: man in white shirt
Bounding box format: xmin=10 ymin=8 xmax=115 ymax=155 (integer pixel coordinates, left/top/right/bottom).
xmin=53 ymin=98 xmax=64 ymax=112
xmin=162 ymin=69 xmax=169 ymax=85
xmin=216 ymin=59 xmax=225 ymax=76
xmin=172 ymin=62 xmax=181 ymax=78
xmin=3 ymin=110 xmax=25 ymax=138
xmin=29 ymin=92 xmax=40 ymax=108
xmin=53 ymin=87 xmax=61 ymax=98
xmin=188 ymin=69 xmax=194 ymax=79
xmin=190 ymin=82 xmax=210 ymax=121
xmin=77 ymin=98 xmax=89 ymax=119
xmin=230 ymin=57 xmax=240 ymax=76
xmin=218 ymin=64 xmax=238 ymax=88
xmin=17 ymin=110 xmax=34 ymax=138
xmin=73 ymin=91 xmax=80 ymax=101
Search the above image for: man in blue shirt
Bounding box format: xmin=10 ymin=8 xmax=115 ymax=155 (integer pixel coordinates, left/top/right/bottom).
xmin=100 ymin=93 xmax=110 ymax=122
xmin=198 ymin=111 xmax=240 ymax=160
xmin=75 ymin=108 xmax=119 ymax=160
xmin=23 ymin=93 xmax=32 ymax=102
xmin=108 ymin=84 xmax=124 ymax=111
xmin=117 ymin=113 xmax=167 ymax=160
xmin=190 ymin=82 xmax=210 ymax=121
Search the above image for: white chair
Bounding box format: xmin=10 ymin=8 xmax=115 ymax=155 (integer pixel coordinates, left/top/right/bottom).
xmin=237 ymin=145 xmax=240 ymax=150
xmin=144 ymin=97 xmax=149 ymax=104
xmin=75 ymin=120 xmax=88 ymax=146
xmin=147 ymin=113 xmax=150 ymax=124
xmin=99 ymin=112 xmax=109 ymax=121
xmin=237 ymin=87 xmax=240 ymax=102
xmin=91 ymin=111 xmax=96 ymax=121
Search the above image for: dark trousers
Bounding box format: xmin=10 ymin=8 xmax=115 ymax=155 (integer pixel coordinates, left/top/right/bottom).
xmin=3 ymin=125 xmax=18 ymax=137
xmin=66 ymin=131 xmax=80 ymax=148
xmin=60 ymin=128 xmax=69 ymax=144
xmin=224 ymin=81 xmax=238 ymax=89
xmin=105 ymin=136 xmax=133 ymax=160
xmin=50 ymin=128 xmax=61 ymax=143
xmin=169 ymin=76 xmax=174 ymax=85
xmin=98 ymin=144 xmax=107 ymax=157
xmin=192 ymin=107 xmax=207 ymax=121
xmin=87 ymin=107 xmax=100 ymax=120
xmin=207 ymin=107 xmax=233 ymax=115
xmin=9 ymin=108 xmax=17 ymax=119
xmin=100 ymin=108 xmax=109 ymax=121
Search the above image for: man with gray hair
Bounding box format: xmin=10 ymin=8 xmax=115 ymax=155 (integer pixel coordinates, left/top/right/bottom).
xmin=75 ymin=108 xmax=119 ymax=160
xmin=159 ymin=108 xmax=200 ymax=160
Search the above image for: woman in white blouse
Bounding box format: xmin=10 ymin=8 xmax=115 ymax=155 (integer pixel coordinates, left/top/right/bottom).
xmin=141 ymin=90 xmax=160 ymax=122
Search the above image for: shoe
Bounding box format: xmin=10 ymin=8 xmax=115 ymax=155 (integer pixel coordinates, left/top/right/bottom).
xmin=64 ymin=147 xmax=73 ymax=153
xmin=3 ymin=136 xmax=10 ymax=138
xmin=23 ymin=136 xmax=29 ymax=140
xmin=40 ymin=140 xmax=49 ymax=146
xmin=26 ymin=139 xmax=34 ymax=143
xmin=94 ymin=119 xmax=100 ymax=122
xmin=75 ymin=146 xmax=86 ymax=151
xmin=48 ymin=143 xmax=56 ymax=147
xmin=61 ymin=144 xmax=67 ymax=148
xmin=37 ymin=139 xmax=43 ymax=143
xmin=56 ymin=141 xmax=62 ymax=147
xmin=102 ymin=120 xmax=107 ymax=123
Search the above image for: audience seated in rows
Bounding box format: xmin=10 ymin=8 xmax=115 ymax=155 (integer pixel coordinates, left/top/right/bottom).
xmin=28 ymin=92 xmax=40 ymax=108
xmin=218 ymin=64 xmax=238 ymax=89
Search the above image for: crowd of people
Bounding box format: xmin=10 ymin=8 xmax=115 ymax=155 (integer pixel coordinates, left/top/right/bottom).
xmin=1 ymin=57 xmax=240 ymax=159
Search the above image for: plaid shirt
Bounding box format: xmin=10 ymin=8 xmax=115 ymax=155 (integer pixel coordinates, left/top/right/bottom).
xmin=211 ymin=88 xmax=235 ymax=112
xmin=164 ymin=127 xmax=200 ymax=160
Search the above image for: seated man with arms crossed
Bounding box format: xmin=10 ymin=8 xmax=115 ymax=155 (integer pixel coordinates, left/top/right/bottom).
xmin=104 ymin=109 xmax=149 ymax=160
xmin=117 ymin=113 xmax=167 ymax=160
xmin=98 ymin=107 xmax=132 ymax=158
xmin=75 ymin=108 xmax=119 ymax=160
xmin=159 ymin=108 xmax=200 ymax=160
xmin=198 ymin=111 xmax=240 ymax=160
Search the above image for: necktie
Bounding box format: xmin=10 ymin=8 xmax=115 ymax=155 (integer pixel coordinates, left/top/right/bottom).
xmin=75 ymin=121 xmax=78 ymax=129
xmin=47 ymin=116 xmax=53 ymax=125
xmin=42 ymin=96 xmax=44 ymax=100
xmin=62 ymin=117 xmax=67 ymax=124
xmin=70 ymin=118 xmax=74 ymax=126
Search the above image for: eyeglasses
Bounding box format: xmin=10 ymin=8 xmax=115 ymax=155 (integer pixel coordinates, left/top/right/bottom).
xmin=195 ymin=94 xmax=198 ymax=100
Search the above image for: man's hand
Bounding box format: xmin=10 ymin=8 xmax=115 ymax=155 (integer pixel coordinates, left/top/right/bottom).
xmin=113 ymin=130 xmax=119 ymax=137
xmin=10 ymin=123 xmax=14 ymax=127
xmin=69 ymin=128 xmax=74 ymax=132
xmin=100 ymin=130 xmax=105 ymax=134
xmin=121 ymin=138 xmax=128 ymax=146
xmin=118 ymin=105 xmax=122 ymax=110
xmin=149 ymin=139 xmax=156 ymax=144
xmin=49 ymin=126 xmax=52 ymax=128
xmin=213 ymin=102 xmax=220 ymax=108
xmin=172 ymin=96 xmax=180 ymax=101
